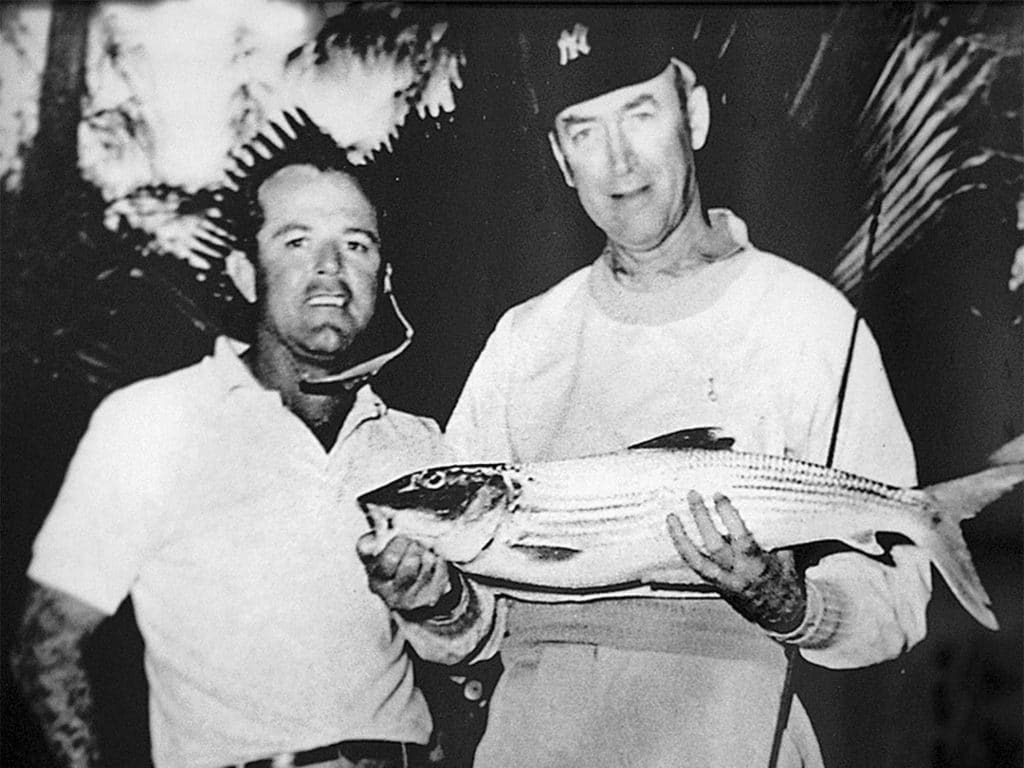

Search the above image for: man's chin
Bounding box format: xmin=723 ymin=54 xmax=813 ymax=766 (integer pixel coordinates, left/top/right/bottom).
xmin=295 ymin=332 xmax=357 ymax=370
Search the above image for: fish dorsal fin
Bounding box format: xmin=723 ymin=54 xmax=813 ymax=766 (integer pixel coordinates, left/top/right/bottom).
xmin=629 ymin=427 xmax=735 ymax=451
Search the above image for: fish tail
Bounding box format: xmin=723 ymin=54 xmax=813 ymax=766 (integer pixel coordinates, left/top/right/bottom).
xmin=987 ymin=433 xmax=1024 ymax=466
xmin=921 ymin=439 xmax=1024 ymax=630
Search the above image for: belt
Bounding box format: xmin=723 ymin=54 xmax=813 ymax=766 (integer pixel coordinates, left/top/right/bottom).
xmin=230 ymin=740 xmax=429 ymax=768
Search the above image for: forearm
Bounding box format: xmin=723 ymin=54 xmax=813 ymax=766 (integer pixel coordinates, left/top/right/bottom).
xmin=398 ymin=572 xmax=499 ymax=665
xmin=10 ymin=584 xmax=104 ymax=768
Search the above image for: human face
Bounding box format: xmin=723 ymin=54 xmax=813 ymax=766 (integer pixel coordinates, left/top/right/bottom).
xmin=254 ymin=165 xmax=381 ymax=367
xmin=552 ymin=64 xmax=698 ymax=253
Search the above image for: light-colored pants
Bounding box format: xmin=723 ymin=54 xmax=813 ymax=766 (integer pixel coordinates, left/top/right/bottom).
xmin=473 ymin=599 xmax=824 ymax=768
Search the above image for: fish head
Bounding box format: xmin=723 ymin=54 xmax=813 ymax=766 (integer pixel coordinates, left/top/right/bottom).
xmin=358 ymin=464 xmax=515 ymax=563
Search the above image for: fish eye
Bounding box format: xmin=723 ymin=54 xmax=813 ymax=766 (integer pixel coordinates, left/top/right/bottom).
xmin=420 ymin=471 xmax=447 ymax=490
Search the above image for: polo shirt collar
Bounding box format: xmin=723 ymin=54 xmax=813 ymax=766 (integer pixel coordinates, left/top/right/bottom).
xmin=212 ymin=337 xmax=261 ymax=394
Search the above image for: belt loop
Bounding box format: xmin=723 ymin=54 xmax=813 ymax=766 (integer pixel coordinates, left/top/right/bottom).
xmin=401 ymin=742 xmax=408 ymax=768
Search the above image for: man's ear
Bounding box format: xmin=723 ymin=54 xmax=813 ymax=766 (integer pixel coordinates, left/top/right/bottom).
xmin=671 ymin=57 xmax=710 ymax=151
xmin=687 ymin=85 xmax=710 ymax=151
xmin=548 ymin=131 xmax=575 ymax=188
xmin=225 ymin=250 xmax=257 ymax=303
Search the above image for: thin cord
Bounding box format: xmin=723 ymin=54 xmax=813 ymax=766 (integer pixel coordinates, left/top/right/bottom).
xmin=766 ymin=135 xmax=890 ymax=768
xmin=766 ymin=643 xmax=799 ymax=767
xmin=827 ymin=175 xmax=885 ymax=466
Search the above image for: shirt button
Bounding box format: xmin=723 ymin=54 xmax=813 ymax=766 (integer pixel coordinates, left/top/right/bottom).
xmin=463 ymin=679 xmax=484 ymax=701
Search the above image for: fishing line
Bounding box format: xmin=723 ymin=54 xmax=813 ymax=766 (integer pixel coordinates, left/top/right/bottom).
xmin=764 ymin=132 xmax=892 ymax=768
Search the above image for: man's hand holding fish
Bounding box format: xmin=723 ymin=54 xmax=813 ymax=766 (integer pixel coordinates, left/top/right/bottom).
xmin=667 ymin=490 xmax=807 ymax=635
xmin=357 ymin=533 xmax=461 ymax=619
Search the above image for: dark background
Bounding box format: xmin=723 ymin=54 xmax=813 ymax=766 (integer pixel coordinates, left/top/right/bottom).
xmin=2 ymin=4 xmax=1021 ymax=767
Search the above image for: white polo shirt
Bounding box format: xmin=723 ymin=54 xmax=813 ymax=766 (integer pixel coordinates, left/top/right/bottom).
xmin=30 ymin=337 xmax=447 ymax=768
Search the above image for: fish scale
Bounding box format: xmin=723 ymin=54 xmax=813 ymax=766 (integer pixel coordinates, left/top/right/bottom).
xmin=359 ymin=433 xmax=1024 ymax=629
xmin=509 ymin=450 xmax=917 ymax=551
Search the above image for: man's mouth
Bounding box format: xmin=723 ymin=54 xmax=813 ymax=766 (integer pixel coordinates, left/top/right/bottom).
xmin=306 ymin=294 xmax=348 ymax=309
xmin=610 ymin=185 xmax=650 ymax=201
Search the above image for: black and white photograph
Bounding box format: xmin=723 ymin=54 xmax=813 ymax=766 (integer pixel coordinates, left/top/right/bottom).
xmin=1 ymin=3 xmax=1021 ymax=767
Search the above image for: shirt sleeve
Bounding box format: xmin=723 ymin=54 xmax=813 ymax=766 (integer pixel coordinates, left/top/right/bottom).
xmin=429 ymin=316 xmax=524 ymax=663
xmin=789 ymin=320 xmax=932 ymax=668
xmin=445 ymin=314 xmax=519 ymax=463
xmin=28 ymin=390 xmax=174 ymax=616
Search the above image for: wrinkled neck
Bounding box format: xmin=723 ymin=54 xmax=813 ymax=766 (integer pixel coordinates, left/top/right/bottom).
xmin=603 ymin=204 xmax=742 ymax=293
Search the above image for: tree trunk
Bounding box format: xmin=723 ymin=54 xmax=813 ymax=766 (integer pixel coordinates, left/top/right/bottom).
xmin=16 ymin=1 xmax=94 ymax=243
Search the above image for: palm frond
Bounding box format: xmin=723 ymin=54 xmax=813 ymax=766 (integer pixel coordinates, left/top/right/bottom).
xmin=832 ymin=20 xmax=1012 ymax=295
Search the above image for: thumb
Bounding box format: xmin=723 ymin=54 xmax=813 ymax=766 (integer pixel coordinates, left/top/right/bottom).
xmin=356 ymin=531 xmax=385 ymax=561
xmin=775 ymin=549 xmax=796 ymax=570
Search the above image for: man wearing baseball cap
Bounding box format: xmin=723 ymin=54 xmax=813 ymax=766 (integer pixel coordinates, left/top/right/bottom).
xmin=447 ymin=7 xmax=932 ymax=767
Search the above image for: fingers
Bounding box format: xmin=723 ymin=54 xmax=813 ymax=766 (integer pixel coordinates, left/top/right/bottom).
xmin=421 ymin=556 xmax=451 ymax=602
xmin=666 ymin=491 xmax=769 ymax=587
xmin=358 ymin=532 xmax=406 ymax=571
xmin=356 ymin=531 xmax=383 ymax=559
xmin=373 ymin=537 xmax=427 ymax=587
xmin=687 ymin=490 xmax=726 ymax=551
xmin=686 ymin=491 xmax=735 ymax=569
xmin=391 ymin=541 xmax=429 ymax=592
xmin=775 ymin=549 xmax=796 ymax=571
xmin=360 ymin=535 xmax=450 ymax=611
xmin=666 ymin=512 xmax=726 ymax=581
xmin=711 ymin=493 xmax=758 ymax=556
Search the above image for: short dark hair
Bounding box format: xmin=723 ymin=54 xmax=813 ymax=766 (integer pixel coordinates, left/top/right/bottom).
xmin=218 ymin=109 xmax=384 ymax=261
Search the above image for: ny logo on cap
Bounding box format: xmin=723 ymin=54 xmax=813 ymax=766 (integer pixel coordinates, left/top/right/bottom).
xmin=557 ymin=23 xmax=591 ymax=66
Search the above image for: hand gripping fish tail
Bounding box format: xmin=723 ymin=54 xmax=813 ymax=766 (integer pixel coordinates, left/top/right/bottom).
xmin=920 ymin=433 xmax=1024 ymax=631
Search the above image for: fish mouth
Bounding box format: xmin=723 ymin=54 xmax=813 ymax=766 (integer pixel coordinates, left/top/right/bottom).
xmin=357 ymin=467 xmax=509 ymax=519
xmin=358 ymin=468 xmax=512 ymax=563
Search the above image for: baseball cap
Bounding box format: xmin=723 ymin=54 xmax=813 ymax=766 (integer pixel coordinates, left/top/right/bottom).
xmin=524 ymin=6 xmax=704 ymax=129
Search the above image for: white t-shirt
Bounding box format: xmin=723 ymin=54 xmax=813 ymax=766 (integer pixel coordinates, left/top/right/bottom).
xmin=30 ymin=338 xmax=447 ymax=768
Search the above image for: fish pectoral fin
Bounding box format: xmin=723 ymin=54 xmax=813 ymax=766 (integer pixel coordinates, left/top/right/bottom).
xmin=837 ymin=530 xmax=884 ymax=556
xmin=629 ymin=427 xmax=735 ymax=451
xmin=508 ymin=544 xmax=582 ymax=562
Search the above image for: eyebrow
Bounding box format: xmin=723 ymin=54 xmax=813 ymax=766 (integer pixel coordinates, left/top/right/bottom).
xmin=559 ymin=94 xmax=660 ymax=128
xmin=621 ymin=94 xmax=659 ymax=112
xmin=268 ymin=222 xmax=380 ymax=245
xmin=559 ymin=114 xmax=597 ymax=128
xmin=347 ymin=227 xmax=381 ymax=245
xmin=268 ymin=223 xmax=309 ymax=240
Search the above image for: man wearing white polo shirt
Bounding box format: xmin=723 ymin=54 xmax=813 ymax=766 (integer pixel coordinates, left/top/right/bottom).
xmin=11 ymin=114 xmax=493 ymax=768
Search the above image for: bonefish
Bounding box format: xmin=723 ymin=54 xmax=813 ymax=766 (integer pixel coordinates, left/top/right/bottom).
xmin=358 ymin=428 xmax=1024 ymax=630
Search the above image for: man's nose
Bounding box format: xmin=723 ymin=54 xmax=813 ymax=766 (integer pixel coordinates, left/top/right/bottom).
xmin=314 ymin=240 xmax=343 ymax=274
xmin=607 ymin=123 xmax=635 ymax=176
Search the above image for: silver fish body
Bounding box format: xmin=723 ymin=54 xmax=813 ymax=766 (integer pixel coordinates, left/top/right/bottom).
xmin=359 ymin=435 xmax=1024 ymax=630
